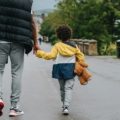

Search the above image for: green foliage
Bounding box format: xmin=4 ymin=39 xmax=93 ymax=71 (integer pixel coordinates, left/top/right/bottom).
xmin=107 ymin=43 xmax=116 ymax=55
xmin=49 ymin=34 xmax=58 ymax=45
xmin=40 ymin=10 xmax=67 ymax=43
xmin=40 ymin=17 xmax=54 ymax=37
xmin=101 ymin=43 xmax=116 ymax=55
xmin=40 ymin=0 xmax=120 ymax=55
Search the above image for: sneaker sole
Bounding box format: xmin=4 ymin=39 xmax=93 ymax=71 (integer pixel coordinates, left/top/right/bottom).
xmin=9 ymin=112 xmax=24 ymax=117
xmin=9 ymin=115 xmax=16 ymax=117
xmin=9 ymin=114 xmax=24 ymax=117
xmin=63 ymin=112 xmax=69 ymax=115
xmin=63 ymin=111 xmax=69 ymax=115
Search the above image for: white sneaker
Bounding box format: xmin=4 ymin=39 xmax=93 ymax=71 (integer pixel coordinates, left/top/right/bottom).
xmin=9 ymin=107 xmax=24 ymax=117
xmin=62 ymin=107 xmax=69 ymax=115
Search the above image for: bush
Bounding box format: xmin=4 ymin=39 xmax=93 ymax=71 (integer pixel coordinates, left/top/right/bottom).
xmin=49 ymin=34 xmax=58 ymax=45
xmin=107 ymin=43 xmax=116 ymax=55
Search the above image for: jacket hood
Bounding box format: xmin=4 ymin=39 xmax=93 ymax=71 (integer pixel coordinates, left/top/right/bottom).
xmin=55 ymin=42 xmax=77 ymax=57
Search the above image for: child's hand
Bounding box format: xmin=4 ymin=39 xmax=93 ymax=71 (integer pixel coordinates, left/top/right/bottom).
xmin=78 ymin=60 xmax=88 ymax=67
xmin=34 ymin=49 xmax=42 ymax=58
xmin=33 ymin=44 xmax=40 ymax=54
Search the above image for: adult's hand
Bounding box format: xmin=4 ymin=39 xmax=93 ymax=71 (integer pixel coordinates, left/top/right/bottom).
xmin=33 ymin=44 xmax=40 ymax=54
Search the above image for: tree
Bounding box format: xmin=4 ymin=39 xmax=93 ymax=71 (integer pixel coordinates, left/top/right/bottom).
xmin=40 ymin=0 xmax=120 ymax=54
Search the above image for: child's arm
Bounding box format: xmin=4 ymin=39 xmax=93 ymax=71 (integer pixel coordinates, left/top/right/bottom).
xmin=75 ymin=46 xmax=88 ymax=67
xmin=35 ymin=45 xmax=58 ymax=60
xmin=75 ymin=45 xmax=85 ymax=61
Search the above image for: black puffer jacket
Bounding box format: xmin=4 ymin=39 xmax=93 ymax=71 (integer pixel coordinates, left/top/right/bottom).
xmin=0 ymin=0 xmax=33 ymax=54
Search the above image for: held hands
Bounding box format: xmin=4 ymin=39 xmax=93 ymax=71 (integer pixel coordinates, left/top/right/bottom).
xmin=33 ymin=44 xmax=41 ymax=54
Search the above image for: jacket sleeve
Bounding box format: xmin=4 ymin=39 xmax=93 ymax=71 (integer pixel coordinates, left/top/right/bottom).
xmin=75 ymin=45 xmax=85 ymax=61
xmin=35 ymin=45 xmax=58 ymax=60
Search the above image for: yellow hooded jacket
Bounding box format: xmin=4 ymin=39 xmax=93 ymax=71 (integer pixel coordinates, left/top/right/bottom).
xmin=36 ymin=41 xmax=85 ymax=80
xmin=36 ymin=42 xmax=84 ymax=61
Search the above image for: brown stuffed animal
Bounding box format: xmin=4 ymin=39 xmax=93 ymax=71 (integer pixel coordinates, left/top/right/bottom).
xmin=74 ymin=61 xmax=92 ymax=85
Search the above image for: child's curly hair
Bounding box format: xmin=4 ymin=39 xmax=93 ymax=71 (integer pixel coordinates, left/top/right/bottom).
xmin=56 ymin=25 xmax=72 ymax=41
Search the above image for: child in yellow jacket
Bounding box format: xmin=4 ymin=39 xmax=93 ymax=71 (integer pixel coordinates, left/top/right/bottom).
xmin=35 ymin=25 xmax=85 ymax=115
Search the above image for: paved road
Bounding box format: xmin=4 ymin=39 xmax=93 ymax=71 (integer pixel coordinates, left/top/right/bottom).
xmin=0 ymin=42 xmax=120 ymax=120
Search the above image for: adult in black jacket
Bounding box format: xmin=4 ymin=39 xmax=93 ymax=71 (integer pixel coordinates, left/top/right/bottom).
xmin=0 ymin=0 xmax=39 ymax=117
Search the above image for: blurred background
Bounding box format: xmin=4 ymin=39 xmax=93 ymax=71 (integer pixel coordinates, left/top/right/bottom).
xmin=32 ymin=0 xmax=120 ymax=56
xmin=32 ymin=0 xmax=57 ymax=10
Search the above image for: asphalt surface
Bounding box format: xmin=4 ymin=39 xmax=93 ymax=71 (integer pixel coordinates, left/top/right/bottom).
xmin=0 ymin=42 xmax=120 ymax=120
